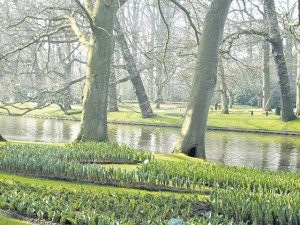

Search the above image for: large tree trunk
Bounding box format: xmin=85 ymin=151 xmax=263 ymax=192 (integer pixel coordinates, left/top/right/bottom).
xmin=219 ymin=59 xmax=229 ymax=114
xmin=264 ymin=0 xmax=296 ymax=122
xmin=114 ymin=19 xmax=155 ymax=118
xmin=296 ymin=39 xmax=300 ymax=115
xmin=262 ymin=40 xmax=272 ymax=111
xmin=173 ymin=0 xmax=232 ymax=159
xmin=76 ymin=2 xmax=121 ymax=142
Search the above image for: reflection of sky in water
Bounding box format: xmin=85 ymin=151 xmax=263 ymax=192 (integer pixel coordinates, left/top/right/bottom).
xmin=0 ymin=115 xmax=299 ymax=172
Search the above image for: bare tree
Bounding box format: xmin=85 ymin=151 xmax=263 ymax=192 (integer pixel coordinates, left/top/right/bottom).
xmin=75 ymin=0 xmax=128 ymax=142
xmin=114 ymin=18 xmax=155 ymax=118
xmin=174 ymin=0 xmax=232 ymax=158
xmin=263 ymin=0 xmax=296 ymax=121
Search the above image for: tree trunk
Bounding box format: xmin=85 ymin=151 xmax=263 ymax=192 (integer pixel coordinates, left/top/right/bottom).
xmin=108 ymin=66 xmax=119 ymax=112
xmin=114 ymin=19 xmax=155 ymax=118
xmin=219 ymin=59 xmax=229 ymax=114
xmin=264 ymin=0 xmax=296 ymax=122
xmin=155 ymin=88 xmax=163 ymax=109
xmin=62 ymin=87 xmax=72 ymax=111
xmin=173 ymin=0 xmax=232 ymax=159
xmin=77 ymin=2 xmax=121 ymax=142
xmin=296 ymin=39 xmax=300 ymax=115
xmin=228 ymin=90 xmax=234 ymax=108
xmin=262 ymin=40 xmax=272 ymax=111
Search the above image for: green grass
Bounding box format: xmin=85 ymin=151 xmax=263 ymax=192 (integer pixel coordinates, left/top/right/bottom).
xmin=208 ymin=111 xmax=300 ymax=132
xmin=108 ymin=111 xmax=183 ymax=125
xmin=0 ymin=212 xmax=31 ymax=225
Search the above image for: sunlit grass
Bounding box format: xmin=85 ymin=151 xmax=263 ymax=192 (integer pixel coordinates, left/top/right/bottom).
xmin=208 ymin=112 xmax=300 ymax=132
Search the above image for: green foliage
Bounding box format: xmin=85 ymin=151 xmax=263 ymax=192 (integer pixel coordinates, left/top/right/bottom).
xmin=0 ymin=143 xmax=300 ymax=224
xmin=140 ymin=161 xmax=300 ymax=193
xmin=0 ymin=143 xmax=203 ymax=193
xmin=211 ymin=187 xmax=300 ymax=225
xmin=0 ymin=181 xmax=206 ymax=224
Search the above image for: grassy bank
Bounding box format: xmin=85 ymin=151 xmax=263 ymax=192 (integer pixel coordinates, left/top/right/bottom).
xmin=1 ymin=103 xmax=299 ymax=133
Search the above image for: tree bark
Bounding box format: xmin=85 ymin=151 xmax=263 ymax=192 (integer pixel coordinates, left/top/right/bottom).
xmin=62 ymin=87 xmax=72 ymax=111
xmin=296 ymin=38 xmax=300 ymax=115
xmin=228 ymin=90 xmax=234 ymax=108
xmin=155 ymin=88 xmax=163 ymax=109
xmin=219 ymin=59 xmax=229 ymax=114
xmin=108 ymin=65 xmax=119 ymax=112
xmin=114 ymin=19 xmax=155 ymax=118
xmin=173 ymin=0 xmax=232 ymax=159
xmin=76 ymin=1 xmax=124 ymax=142
xmin=264 ymin=0 xmax=296 ymax=122
xmin=262 ymin=40 xmax=272 ymax=111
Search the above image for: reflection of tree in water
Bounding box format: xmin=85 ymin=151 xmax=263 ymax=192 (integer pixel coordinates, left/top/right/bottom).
xmin=208 ymin=135 xmax=228 ymax=164
xmin=219 ymin=137 xmax=228 ymax=164
xmin=205 ymin=132 xmax=228 ymax=163
xmin=296 ymin=150 xmax=300 ymax=170
xmin=35 ymin=119 xmax=44 ymax=138
xmin=277 ymin=143 xmax=294 ymax=171
xmin=62 ymin=121 xmax=71 ymax=141
xmin=137 ymin=126 xmax=152 ymax=150
xmin=260 ymin=143 xmax=270 ymax=169
xmin=108 ymin=124 xmax=141 ymax=150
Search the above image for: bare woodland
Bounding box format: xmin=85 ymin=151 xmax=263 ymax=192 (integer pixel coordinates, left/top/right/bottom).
xmin=1 ymin=0 xmax=300 ymax=157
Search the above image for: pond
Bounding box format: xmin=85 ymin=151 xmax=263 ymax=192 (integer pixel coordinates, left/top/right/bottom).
xmin=0 ymin=115 xmax=299 ymax=172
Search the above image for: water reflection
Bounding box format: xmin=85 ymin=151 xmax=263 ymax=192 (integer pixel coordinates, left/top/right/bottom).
xmin=0 ymin=115 xmax=299 ymax=171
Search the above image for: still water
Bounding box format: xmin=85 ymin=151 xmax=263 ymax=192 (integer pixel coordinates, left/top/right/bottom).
xmin=0 ymin=115 xmax=299 ymax=172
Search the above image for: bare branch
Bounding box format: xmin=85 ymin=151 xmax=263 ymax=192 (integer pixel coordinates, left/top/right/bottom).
xmin=73 ymin=0 xmax=95 ymax=30
xmin=68 ymin=15 xmax=89 ymax=47
xmin=0 ymin=24 xmax=70 ymax=61
xmin=168 ymin=0 xmax=200 ymax=44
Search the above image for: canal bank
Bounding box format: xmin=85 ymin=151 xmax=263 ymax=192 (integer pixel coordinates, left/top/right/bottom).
xmin=1 ymin=112 xmax=300 ymax=136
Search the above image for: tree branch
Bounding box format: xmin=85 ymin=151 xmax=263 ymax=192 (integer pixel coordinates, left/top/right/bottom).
xmin=68 ymin=15 xmax=89 ymax=47
xmin=73 ymin=0 xmax=95 ymax=30
xmin=0 ymin=24 xmax=70 ymax=61
xmin=168 ymin=0 xmax=200 ymax=44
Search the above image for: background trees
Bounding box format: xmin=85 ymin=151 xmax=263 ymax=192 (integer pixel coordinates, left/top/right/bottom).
xmin=0 ymin=0 xmax=300 ymax=156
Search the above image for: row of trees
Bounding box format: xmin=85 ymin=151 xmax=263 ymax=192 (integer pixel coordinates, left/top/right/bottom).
xmin=0 ymin=0 xmax=299 ymax=157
